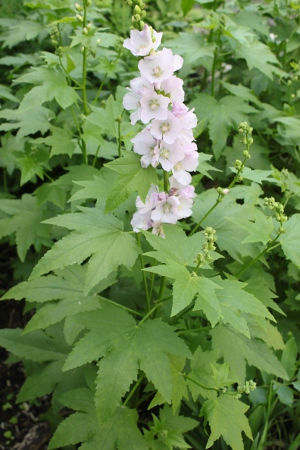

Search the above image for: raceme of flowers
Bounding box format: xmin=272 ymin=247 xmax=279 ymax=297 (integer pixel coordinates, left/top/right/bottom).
xmin=123 ymin=25 xmax=199 ymax=236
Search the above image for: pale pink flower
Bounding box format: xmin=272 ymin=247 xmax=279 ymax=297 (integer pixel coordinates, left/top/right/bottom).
xmin=160 ymin=76 xmax=184 ymax=103
xmin=157 ymin=139 xmax=185 ymax=171
xmin=138 ymin=48 xmax=183 ymax=83
xmin=123 ymin=90 xmax=142 ymax=124
xmin=150 ymin=111 xmax=182 ymax=144
xmin=172 ymin=150 xmax=199 ymax=185
xmin=130 ymin=76 xmax=153 ymax=94
xmin=140 ymin=89 xmax=170 ymax=123
xmin=132 ymin=129 xmax=159 ymax=168
xmin=123 ymin=24 xmax=162 ymax=56
xmin=172 ymin=102 xmax=197 ymax=129
xmin=151 ymin=194 xmax=181 ymax=224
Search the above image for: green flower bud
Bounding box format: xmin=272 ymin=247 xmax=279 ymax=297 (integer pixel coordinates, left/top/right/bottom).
xmin=134 ymin=5 xmax=141 ymax=14
xmin=75 ymin=3 xmax=83 ymax=11
xmin=133 ymin=13 xmax=141 ymax=21
xmin=287 ymin=79 xmax=292 ymax=85
xmin=76 ymin=13 xmax=83 ymax=22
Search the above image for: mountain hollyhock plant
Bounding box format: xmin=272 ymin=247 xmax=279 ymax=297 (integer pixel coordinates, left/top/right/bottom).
xmin=123 ymin=24 xmax=199 ymax=235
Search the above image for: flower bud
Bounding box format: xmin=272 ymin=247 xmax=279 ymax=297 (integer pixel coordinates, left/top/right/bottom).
xmin=75 ymin=3 xmax=83 ymax=11
xmin=76 ymin=13 xmax=83 ymax=22
xmin=134 ymin=5 xmax=142 ymax=14
xmin=222 ymin=188 xmax=230 ymax=195
xmin=83 ymin=27 xmax=88 ymax=34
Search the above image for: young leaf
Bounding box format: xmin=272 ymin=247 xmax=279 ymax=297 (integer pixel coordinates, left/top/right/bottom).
xmin=105 ymin=151 xmax=158 ymax=212
xmin=29 ymin=206 xmax=141 ymax=295
xmin=201 ymin=395 xmax=253 ymax=450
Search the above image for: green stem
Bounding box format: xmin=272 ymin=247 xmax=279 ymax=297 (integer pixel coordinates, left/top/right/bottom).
xmin=227 ymin=154 xmax=248 ymax=189
xmin=157 ymin=276 xmax=166 ymax=301
xmin=155 ymin=295 xmax=172 ymax=304
xmin=123 ymin=375 xmax=144 ymax=407
xmin=117 ymin=120 xmax=122 ymax=158
xmin=189 ymin=194 xmax=222 ymax=236
xmin=177 ymin=326 xmax=210 ymax=335
xmin=235 ymin=232 xmax=281 ymax=278
xmin=163 ymin=170 xmax=169 ymax=192
xmin=170 ymin=302 xmax=195 ymax=325
xmin=182 ymin=374 xmax=219 ymax=392
xmin=138 ymin=303 xmax=161 ymax=325
xmin=43 ymin=172 xmax=54 ymax=183
xmin=80 ymin=2 xmax=88 ymax=165
xmin=3 ymin=168 xmax=7 ymax=193
xmin=137 ymin=234 xmax=150 ymax=311
xmin=101 ymin=297 xmax=143 ymax=317
xmin=92 ymin=145 xmax=101 ymax=167
xmin=92 ymin=73 xmax=107 ymax=105
xmin=59 ymin=56 xmax=82 ymax=88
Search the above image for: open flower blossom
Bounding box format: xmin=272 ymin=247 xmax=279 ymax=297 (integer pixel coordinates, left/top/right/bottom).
xmin=123 ymin=24 xmax=199 ymax=234
xmin=123 ymin=24 xmax=162 ymax=56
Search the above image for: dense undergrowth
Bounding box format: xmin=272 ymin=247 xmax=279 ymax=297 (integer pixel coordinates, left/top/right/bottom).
xmin=0 ymin=0 xmax=300 ymax=449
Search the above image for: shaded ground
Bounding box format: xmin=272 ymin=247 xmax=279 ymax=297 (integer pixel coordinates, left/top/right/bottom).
xmin=0 ymin=294 xmax=51 ymax=449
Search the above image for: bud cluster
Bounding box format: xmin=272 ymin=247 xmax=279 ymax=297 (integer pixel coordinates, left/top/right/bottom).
xmin=127 ymin=0 xmax=147 ymax=30
xmin=238 ymin=121 xmax=253 ymax=146
xmin=195 ymin=227 xmax=217 ymax=267
xmin=235 ymin=380 xmax=257 ymax=399
xmin=264 ymin=197 xmax=288 ymax=225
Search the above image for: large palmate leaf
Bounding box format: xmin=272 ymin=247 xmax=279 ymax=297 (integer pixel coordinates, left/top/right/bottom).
xmin=211 ymin=324 xmax=288 ymax=382
xmin=191 ymin=94 xmax=256 ymax=158
xmin=105 ymin=151 xmax=158 ymax=212
xmin=0 ymin=194 xmax=53 ymax=261
xmin=15 ymin=67 xmax=79 ymax=111
xmin=62 ymin=303 xmax=191 ymax=424
xmin=201 ymin=395 xmax=253 ymax=450
xmin=29 ymin=206 xmax=141 ymax=295
xmin=80 ymin=407 xmax=148 ymax=450
xmin=280 ymin=214 xmax=300 ymax=268
xmin=2 ymin=266 xmax=116 ymax=334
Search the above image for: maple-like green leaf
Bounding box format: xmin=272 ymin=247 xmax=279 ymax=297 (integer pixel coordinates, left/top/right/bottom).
xmin=1 ymin=19 xmax=46 ymax=48
xmin=15 ymin=67 xmax=79 ymax=111
xmin=211 ymin=324 xmax=289 ymax=382
xmin=62 ymin=303 xmax=191 ymax=423
xmin=17 ymin=360 xmax=64 ymax=402
xmin=169 ymin=355 xmax=189 ymax=413
xmin=105 ymin=151 xmax=158 ymax=212
xmin=34 ymin=182 xmax=68 ymax=210
xmin=187 ymin=346 xmax=220 ymax=401
xmin=95 ymin=316 xmax=191 ymax=423
xmin=192 ymin=187 xmax=263 ymax=263
xmin=34 ymin=126 xmax=76 ymax=157
xmin=201 ymin=394 xmax=252 ymax=450
xmin=49 ymin=410 xmax=98 ymax=449
xmin=164 ymin=32 xmax=215 ymax=67
xmin=191 ymin=94 xmax=256 ymax=158
xmin=0 ymin=105 xmax=54 ymax=138
xmin=280 ymin=214 xmax=300 ymax=268
xmin=145 ymin=405 xmax=198 ymax=450
xmin=235 ymin=39 xmax=281 ymax=79
xmin=0 ymin=194 xmax=53 ymax=261
xmin=225 ymin=208 xmax=274 ymax=245
xmin=197 ymin=153 xmax=222 ymax=179
xmin=29 ymin=206 xmax=141 ymax=294
xmin=80 ymin=407 xmax=148 ymax=450
xmin=0 ymin=328 xmax=65 ymax=362
xmin=68 ymin=168 xmax=118 ymax=205
xmin=143 ymin=224 xmax=204 ymax=266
